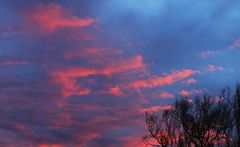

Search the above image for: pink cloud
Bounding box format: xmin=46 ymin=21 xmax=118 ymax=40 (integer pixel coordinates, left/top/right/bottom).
xmin=63 ymin=88 xmax=91 ymax=98
xmin=25 ymin=3 xmax=96 ymax=32
xmin=182 ymin=78 xmax=197 ymax=85
xmin=179 ymin=90 xmax=191 ymax=96
xmin=140 ymin=105 xmax=174 ymax=113
xmin=52 ymin=55 xmax=145 ymax=97
xmin=233 ymin=39 xmax=240 ymax=47
xmin=159 ymin=92 xmax=174 ymax=99
xmin=179 ymin=89 xmax=203 ymax=96
xmin=108 ymin=86 xmax=123 ymax=96
xmin=129 ymin=69 xmax=200 ymax=89
xmin=208 ymin=64 xmax=224 ymax=72
xmin=52 ymin=72 xmax=91 ymax=97
xmin=198 ymin=50 xmax=219 ymax=58
xmin=53 ymin=55 xmax=144 ymax=78
xmin=100 ymin=55 xmax=145 ymax=75
xmin=230 ymin=38 xmax=240 ymax=49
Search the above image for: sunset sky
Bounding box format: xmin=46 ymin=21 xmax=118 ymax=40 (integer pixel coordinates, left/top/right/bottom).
xmin=0 ymin=0 xmax=240 ymax=146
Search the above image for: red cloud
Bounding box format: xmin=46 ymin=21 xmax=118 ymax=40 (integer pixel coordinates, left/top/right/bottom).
xmin=108 ymin=86 xmax=123 ymax=96
xmin=62 ymin=88 xmax=91 ymax=98
xmin=159 ymin=92 xmax=174 ymax=99
xmin=25 ymin=3 xmax=96 ymax=32
xmin=52 ymin=72 xmax=91 ymax=97
xmin=130 ymin=69 xmax=200 ymax=89
xmin=208 ymin=64 xmax=224 ymax=72
xmin=52 ymin=55 xmax=145 ymax=97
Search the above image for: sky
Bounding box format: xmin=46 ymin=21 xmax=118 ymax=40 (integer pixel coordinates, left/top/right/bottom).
xmin=0 ymin=0 xmax=240 ymax=146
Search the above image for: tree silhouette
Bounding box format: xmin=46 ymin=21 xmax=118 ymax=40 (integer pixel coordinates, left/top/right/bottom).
xmin=234 ymin=84 xmax=240 ymax=146
xmin=143 ymin=85 xmax=239 ymax=147
xmin=142 ymin=111 xmax=179 ymax=147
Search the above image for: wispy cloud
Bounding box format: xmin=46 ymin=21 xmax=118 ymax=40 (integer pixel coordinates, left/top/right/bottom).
xmin=0 ymin=60 xmax=30 ymax=66
xmin=140 ymin=105 xmax=174 ymax=113
xmin=208 ymin=64 xmax=224 ymax=72
xmin=182 ymin=78 xmax=198 ymax=85
xmin=108 ymin=86 xmax=123 ymax=96
xmin=159 ymin=92 xmax=174 ymax=99
xmin=129 ymin=69 xmax=200 ymax=89
xmin=198 ymin=50 xmax=220 ymax=58
xmin=229 ymin=38 xmax=240 ymax=49
xmin=179 ymin=89 xmax=203 ymax=96
xmin=24 ymin=3 xmax=96 ymax=32
xmin=52 ymin=55 xmax=145 ymax=97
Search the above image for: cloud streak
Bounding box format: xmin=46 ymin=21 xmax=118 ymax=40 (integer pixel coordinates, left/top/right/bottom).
xmin=129 ymin=69 xmax=200 ymax=89
xmin=24 ymin=3 xmax=96 ymax=32
xmin=208 ymin=64 xmax=224 ymax=72
xmin=198 ymin=50 xmax=220 ymax=58
xmin=52 ymin=55 xmax=145 ymax=97
xmin=159 ymin=92 xmax=174 ymax=99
